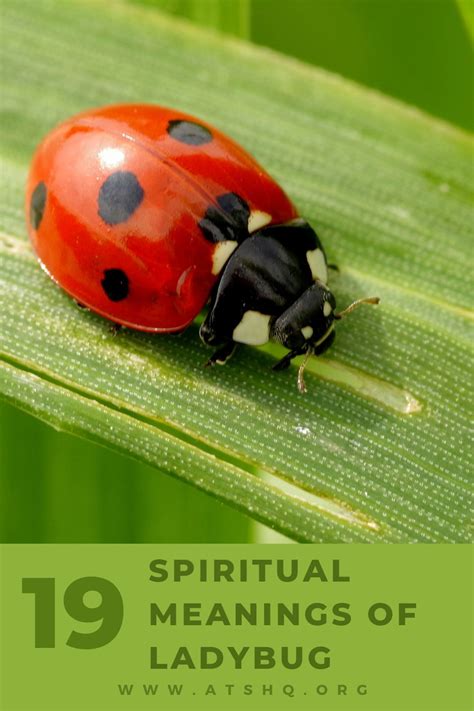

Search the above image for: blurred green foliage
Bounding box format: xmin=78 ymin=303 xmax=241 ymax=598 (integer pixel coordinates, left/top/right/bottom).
xmin=1 ymin=0 xmax=472 ymax=543
xmin=251 ymin=0 xmax=473 ymax=132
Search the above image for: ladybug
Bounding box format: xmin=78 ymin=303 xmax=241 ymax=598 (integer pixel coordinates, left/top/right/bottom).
xmin=26 ymin=104 xmax=378 ymax=391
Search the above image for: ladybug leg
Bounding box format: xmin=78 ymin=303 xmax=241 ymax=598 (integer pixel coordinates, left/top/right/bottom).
xmin=109 ymin=323 xmax=123 ymax=336
xmin=204 ymin=341 xmax=237 ymax=367
xmin=328 ymin=263 xmax=339 ymax=272
xmin=272 ymin=347 xmax=305 ymax=372
xmin=74 ymin=300 xmax=88 ymax=310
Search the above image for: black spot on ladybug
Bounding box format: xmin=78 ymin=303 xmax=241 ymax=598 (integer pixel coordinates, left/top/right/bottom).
xmin=198 ymin=192 xmax=250 ymax=243
xmin=216 ymin=193 xmax=250 ymax=229
xmin=167 ymin=120 xmax=212 ymax=146
xmin=30 ymin=181 xmax=47 ymax=230
xmin=101 ymin=268 xmax=129 ymax=301
xmin=98 ymin=171 xmax=144 ymax=225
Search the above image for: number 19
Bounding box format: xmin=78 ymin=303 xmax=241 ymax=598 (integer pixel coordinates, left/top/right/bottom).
xmin=22 ymin=577 xmax=123 ymax=649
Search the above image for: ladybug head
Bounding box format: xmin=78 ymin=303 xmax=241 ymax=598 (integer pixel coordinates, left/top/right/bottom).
xmin=271 ymin=281 xmax=379 ymax=392
xmin=271 ymin=281 xmax=337 ymax=353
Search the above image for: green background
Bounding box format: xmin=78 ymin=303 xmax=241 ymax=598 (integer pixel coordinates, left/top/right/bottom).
xmin=1 ymin=544 xmax=472 ymax=711
xmin=0 ymin=0 xmax=472 ymax=544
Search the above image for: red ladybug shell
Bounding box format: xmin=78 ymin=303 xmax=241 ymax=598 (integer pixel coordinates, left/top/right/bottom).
xmin=26 ymin=104 xmax=298 ymax=332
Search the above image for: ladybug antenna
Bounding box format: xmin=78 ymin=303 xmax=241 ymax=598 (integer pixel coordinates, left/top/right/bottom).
xmin=297 ymin=347 xmax=313 ymax=394
xmin=335 ymin=296 xmax=380 ymax=320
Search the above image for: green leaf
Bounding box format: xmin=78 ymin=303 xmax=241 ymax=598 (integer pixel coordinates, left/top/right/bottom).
xmin=456 ymin=0 xmax=474 ymax=42
xmin=128 ymin=0 xmax=251 ymax=38
xmin=1 ymin=0 xmax=472 ymax=543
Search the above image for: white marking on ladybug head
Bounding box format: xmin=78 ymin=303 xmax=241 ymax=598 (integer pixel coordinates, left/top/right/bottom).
xmin=232 ymin=310 xmax=271 ymax=346
xmin=301 ymin=325 xmax=314 ymax=339
xmin=212 ymin=240 xmax=238 ymax=275
xmin=306 ymin=248 xmax=328 ymax=284
xmin=248 ymin=210 xmax=272 ymax=233
xmin=323 ymin=301 xmax=332 ymax=317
